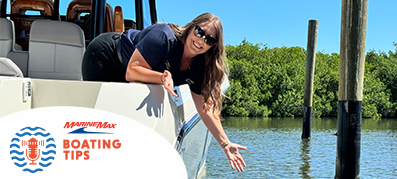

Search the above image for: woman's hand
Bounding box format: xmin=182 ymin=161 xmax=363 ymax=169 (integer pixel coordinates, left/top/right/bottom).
xmin=223 ymin=143 xmax=247 ymax=172
xmin=162 ymin=70 xmax=178 ymax=97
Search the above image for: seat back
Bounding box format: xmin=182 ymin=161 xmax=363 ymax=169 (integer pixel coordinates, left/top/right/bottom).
xmin=0 ymin=18 xmax=14 ymax=57
xmin=66 ymin=0 xmax=114 ymax=35
xmin=28 ymin=20 xmax=85 ymax=80
xmin=11 ymin=0 xmax=54 ymax=50
xmin=114 ymin=6 xmax=124 ymax=33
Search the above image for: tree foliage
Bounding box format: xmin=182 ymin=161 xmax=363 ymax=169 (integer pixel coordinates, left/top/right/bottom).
xmin=222 ymin=40 xmax=397 ymax=118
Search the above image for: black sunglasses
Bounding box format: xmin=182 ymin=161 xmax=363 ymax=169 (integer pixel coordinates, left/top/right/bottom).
xmin=193 ymin=25 xmax=218 ymax=46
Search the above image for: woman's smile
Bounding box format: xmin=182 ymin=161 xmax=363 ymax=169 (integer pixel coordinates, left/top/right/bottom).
xmin=193 ymin=41 xmax=203 ymax=49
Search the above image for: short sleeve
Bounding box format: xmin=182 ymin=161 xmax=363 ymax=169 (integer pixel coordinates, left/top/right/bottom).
xmin=135 ymin=26 xmax=174 ymax=69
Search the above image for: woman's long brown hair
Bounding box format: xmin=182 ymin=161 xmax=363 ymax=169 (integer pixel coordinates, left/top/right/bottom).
xmin=168 ymin=13 xmax=227 ymax=120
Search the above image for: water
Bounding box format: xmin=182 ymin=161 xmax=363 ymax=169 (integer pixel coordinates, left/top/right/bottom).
xmin=202 ymin=117 xmax=397 ymax=178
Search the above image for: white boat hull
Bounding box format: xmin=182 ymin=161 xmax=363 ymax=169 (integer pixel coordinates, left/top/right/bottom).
xmin=0 ymin=76 xmax=230 ymax=178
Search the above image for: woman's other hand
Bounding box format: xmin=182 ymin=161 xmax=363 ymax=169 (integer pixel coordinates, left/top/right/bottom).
xmin=162 ymin=70 xmax=178 ymax=97
xmin=223 ymin=143 xmax=247 ymax=172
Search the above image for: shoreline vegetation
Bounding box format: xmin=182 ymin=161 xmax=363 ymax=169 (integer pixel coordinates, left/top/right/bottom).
xmin=222 ymin=40 xmax=397 ymax=118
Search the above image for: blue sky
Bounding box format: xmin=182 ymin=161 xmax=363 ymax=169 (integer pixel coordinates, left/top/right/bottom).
xmin=156 ymin=0 xmax=396 ymax=54
xmin=57 ymin=0 xmax=395 ymax=54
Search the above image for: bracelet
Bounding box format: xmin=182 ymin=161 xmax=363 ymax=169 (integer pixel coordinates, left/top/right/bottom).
xmin=220 ymin=140 xmax=230 ymax=148
xmin=160 ymin=74 xmax=164 ymax=84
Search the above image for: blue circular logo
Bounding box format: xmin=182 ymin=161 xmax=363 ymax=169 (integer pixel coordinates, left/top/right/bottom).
xmin=10 ymin=127 xmax=56 ymax=173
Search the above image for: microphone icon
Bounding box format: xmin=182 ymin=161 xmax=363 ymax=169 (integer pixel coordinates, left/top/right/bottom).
xmin=24 ymin=137 xmax=43 ymax=165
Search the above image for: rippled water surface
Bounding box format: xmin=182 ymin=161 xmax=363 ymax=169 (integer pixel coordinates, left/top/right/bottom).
xmin=202 ymin=117 xmax=397 ymax=178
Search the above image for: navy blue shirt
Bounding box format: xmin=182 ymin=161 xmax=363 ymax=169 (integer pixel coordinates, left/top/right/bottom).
xmin=119 ymin=24 xmax=205 ymax=95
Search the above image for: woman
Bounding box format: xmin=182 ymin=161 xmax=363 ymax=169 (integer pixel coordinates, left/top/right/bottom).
xmin=82 ymin=13 xmax=247 ymax=172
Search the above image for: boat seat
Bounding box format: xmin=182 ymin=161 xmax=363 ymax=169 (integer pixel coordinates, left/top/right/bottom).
xmin=0 ymin=18 xmax=29 ymax=77
xmin=28 ymin=20 xmax=85 ymax=80
xmin=11 ymin=0 xmax=54 ymax=51
xmin=0 ymin=18 xmax=14 ymax=57
xmin=66 ymin=0 xmax=114 ymax=41
xmin=113 ymin=6 xmax=124 ymax=33
xmin=0 ymin=17 xmax=23 ymax=53
xmin=0 ymin=57 xmax=24 ymax=77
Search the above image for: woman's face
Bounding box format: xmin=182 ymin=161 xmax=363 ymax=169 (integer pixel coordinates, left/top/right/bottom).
xmin=184 ymin=21 xmax=217 ymax=57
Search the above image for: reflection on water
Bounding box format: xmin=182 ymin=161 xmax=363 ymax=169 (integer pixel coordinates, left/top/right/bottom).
xmin=299 ymin=139 xmax=311 ymax=178
xmin=203 ymin=117 xmax=397 ymax=178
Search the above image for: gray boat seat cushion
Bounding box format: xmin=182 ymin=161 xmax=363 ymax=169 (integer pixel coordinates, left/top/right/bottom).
xmin=0 ymin=57 xmax=24 ymax=77
xmin=28 ymin=20 xmax=85 ymax=80
xmin=0 ymin=18 xmax=14 ymax=57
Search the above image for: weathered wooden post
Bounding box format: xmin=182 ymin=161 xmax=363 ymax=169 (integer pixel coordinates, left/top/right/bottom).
xmin=335 ymin=0 xmax=367 ymax=178
xmin=302 ymin=20 xmax=318 ymax=139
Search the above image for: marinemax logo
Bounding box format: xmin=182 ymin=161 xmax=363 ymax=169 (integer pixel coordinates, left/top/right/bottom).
xmin=63 ymin=122 xmax=121 ymax=160
xmin=1 ymin=107 xmax=185 ymax=178
xmin=64 ymin=122 xmax=117 ymax=134
xmin=10 ymin=127 xmax=56 ymax=173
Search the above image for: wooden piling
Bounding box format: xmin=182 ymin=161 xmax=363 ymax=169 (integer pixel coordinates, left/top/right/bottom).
xmin=302 ymin=20 xmax=318 ymax=139
xmin=335 ymin=0 xmax=367 ymax=178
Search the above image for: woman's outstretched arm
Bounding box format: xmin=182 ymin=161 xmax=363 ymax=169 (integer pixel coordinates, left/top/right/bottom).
xmin=125 ymin=49 xmax=177 ymax=97
xmin=191 ymin=91 xmax=247 ymax=172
